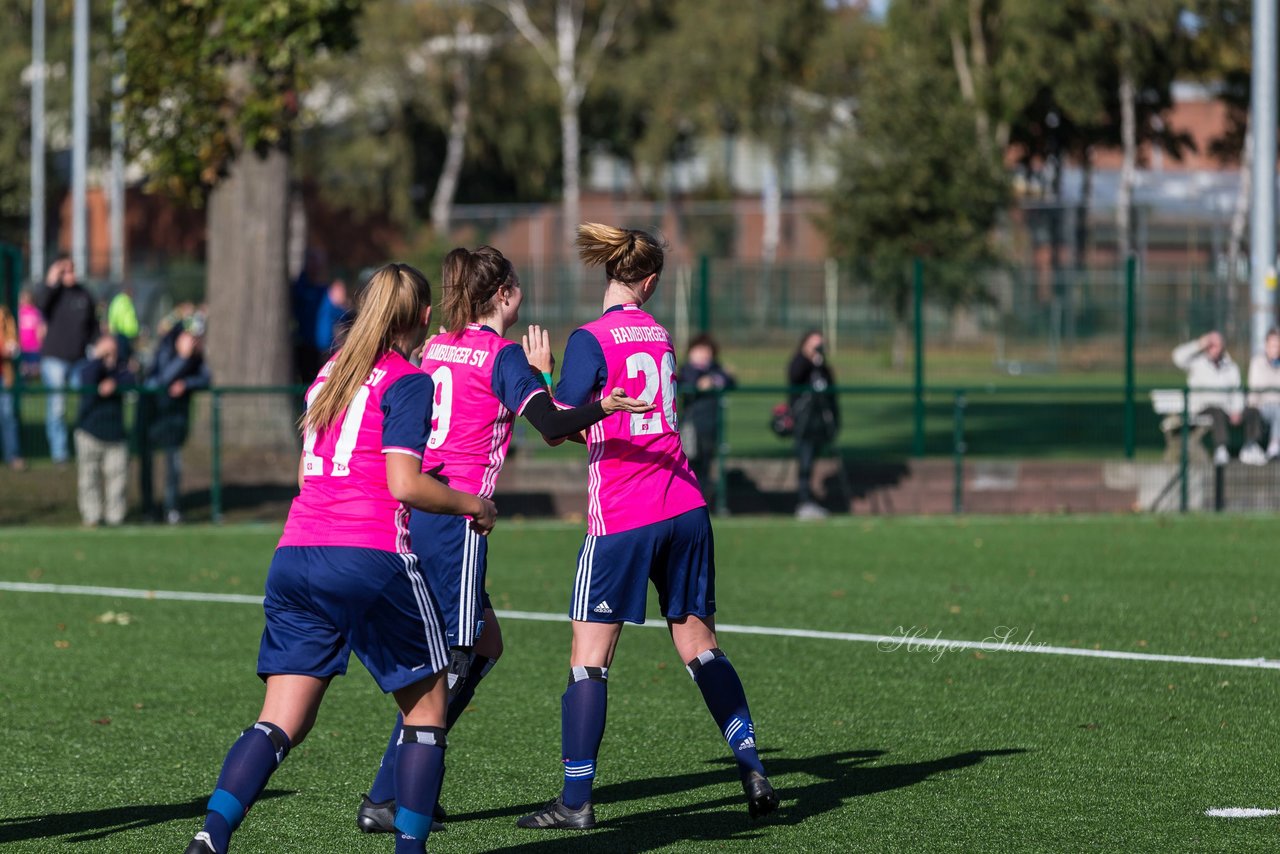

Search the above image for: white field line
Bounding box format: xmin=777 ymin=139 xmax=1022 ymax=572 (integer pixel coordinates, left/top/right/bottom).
xmin=3 ymin=581 xmax=1279 ymax=671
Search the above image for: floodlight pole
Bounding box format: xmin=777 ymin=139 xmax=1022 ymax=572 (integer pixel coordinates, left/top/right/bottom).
xmin=71 ymin=0 xmax=89 ymax=277
xmin=30 ymin=0 xmax=46 ymax=282
xmin=1251 ymin=0 xmax=1278 ymax=356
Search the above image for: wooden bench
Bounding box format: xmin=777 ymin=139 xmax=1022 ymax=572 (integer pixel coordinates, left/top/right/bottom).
xmin=1151 ymin=389 xmax=1213 ymax=462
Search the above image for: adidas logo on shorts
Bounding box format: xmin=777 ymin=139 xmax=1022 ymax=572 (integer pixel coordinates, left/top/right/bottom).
xmin=593 ymin=601 xmax=613 ymax=614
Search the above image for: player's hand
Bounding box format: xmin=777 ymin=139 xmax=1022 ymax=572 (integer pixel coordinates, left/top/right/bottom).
xmin=522 ymin=324 xmax=554 ymax=376
xmin=600 ymin=387 xmax=655 ymax=415
xmin=412 ymin=326 xmax=446 ymax=363
xmin=470 ymin=497 xmax=498 ymax=536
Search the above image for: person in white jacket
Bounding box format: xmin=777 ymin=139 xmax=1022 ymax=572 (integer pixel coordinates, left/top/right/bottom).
xmin=1246 ymin=328 xmax=1280 ymax=461
xmin=1172 ymin=331 xmax=1264 ymax=465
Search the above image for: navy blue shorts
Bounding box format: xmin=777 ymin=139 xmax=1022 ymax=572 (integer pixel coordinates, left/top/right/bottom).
xmin=410 ymin=511 xmax=493 ymax=648
xmin=569 ymin=507 xmax=716 ymax=624
xmin=257 ymin=546 xmax=451 ymax=693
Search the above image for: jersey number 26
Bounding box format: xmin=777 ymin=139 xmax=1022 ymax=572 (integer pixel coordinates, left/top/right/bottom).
xmin=625 ymin=351 xmax=678 ymax=435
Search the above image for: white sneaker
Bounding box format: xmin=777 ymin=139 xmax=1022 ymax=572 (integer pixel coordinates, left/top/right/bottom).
xmin=1240 ymin=443 xmax=1267 ymax=466
xmin=1267 ymin=443 xmax=1280 ymax=460
xmin=1213 ymin=446 xmax=1230 ymax=466
xmin=795 ymin=502 xmax=829 ymax=520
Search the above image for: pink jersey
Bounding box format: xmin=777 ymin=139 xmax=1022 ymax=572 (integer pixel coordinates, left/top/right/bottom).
xmin=279 ymin=351 xmax=430 ymax=553
xmin=418 ymin=324 xmax=543 ymax=498
xmin=576 ymin=305 xmax=705 ymax=535
xmin=18 ymin=304 xmax=41 ymax=353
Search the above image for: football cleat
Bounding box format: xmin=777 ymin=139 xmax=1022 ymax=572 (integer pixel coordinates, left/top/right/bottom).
xmin=183 ymin=831 xmax=217 ymax=853
xmin=743 ymin=770 xmax=779 ymax=819
xmin=516 ymin=796 xmax=597 ymax=829
xmin=356 ymin=794 xmax=397 ymax=834
xmin=356 ymin=795 xmax=445 ymax=834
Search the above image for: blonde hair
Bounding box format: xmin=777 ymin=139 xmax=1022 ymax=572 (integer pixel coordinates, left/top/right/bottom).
xmin=441 ymin=246 xmax=515 ymax=332
xmin=576 ymin=222 xmax=665 ymax=284
xmin=303 ymin=262 xmax=431 ymax=433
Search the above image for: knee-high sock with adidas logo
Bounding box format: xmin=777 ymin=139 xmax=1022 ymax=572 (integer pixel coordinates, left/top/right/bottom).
xmin=368 ymin=653 xmax=497 ymax=803
xmin=560 ymin=666 xmax=608 ymax=809
xmin=393 ymin=725 xmax=447 ymax=854
xmin=200 ymin=721 xmax=291 ymax=853
xmin=687 ymin=649 xmax=766 ymax=781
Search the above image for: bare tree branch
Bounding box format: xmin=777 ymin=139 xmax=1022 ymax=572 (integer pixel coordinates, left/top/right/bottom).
xmin=493 ymin=0 xmax=555 ymax=69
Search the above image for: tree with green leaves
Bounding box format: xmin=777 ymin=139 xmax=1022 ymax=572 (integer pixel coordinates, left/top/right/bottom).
xmin=123 ymin=0 xmax=361 ymax=394
xmin=620 ymin=0 xmax=864 ymax=262
xmin=489 ymin=0 xmax=629 ymax=256
xmin=826 ymin=38 xmax=1008 ymax=329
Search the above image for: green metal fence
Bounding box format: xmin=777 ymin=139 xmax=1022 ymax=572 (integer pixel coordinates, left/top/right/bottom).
xmin=3 ymin=381 xmax=1276 ymax=526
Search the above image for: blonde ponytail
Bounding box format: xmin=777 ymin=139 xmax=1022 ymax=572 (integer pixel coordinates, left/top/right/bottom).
xmin=576 ymin=222 xmax=665 ymax=284
xmin=303 ymin=263 xmax=431 ymax=433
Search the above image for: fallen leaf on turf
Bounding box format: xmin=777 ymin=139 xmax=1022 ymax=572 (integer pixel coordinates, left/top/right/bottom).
xmin=93 ymin=717 xmax=111 ymax=725
xmin=54 ymin=640 xmax=70 ymax=649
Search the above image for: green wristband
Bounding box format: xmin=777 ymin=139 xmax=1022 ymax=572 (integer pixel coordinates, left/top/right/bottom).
xmin=542 ymin=371 xmax=553 ymax=388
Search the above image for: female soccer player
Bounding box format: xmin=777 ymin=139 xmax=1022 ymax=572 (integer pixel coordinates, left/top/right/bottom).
xmin=185 ymin=263 xmax=496 ymax=854
xmin=357 ymin=246 xmax=654 ymax=834
xmin=517 ymin=224 xmax=779 ymax=830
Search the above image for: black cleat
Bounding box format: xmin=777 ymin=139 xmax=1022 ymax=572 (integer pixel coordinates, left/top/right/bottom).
xmin=516 ymin=796 xmax=597 ymax=829
xmin=183 ymin=832 xmax=217 ymax=853
xmin=356 ymin=794 xmax=397 ymax=834
xmin=744 ymin=771 xmax=779 ymax=819
xmin=356 ymin=794 xmax=445 ymax=834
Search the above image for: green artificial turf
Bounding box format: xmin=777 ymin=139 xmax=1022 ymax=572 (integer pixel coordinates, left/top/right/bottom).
xmin=2 ymin=515 xmax=1278 ymax=852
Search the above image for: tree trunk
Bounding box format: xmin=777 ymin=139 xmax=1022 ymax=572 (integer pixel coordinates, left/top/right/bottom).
xmin=429 ymin=21 xmax=474 ymax=236
xmin=1074 ymin=149 xmax=1093 ymax=268
xmin=1117 ymin=69 xmax=1137 ymax=261
xmin=207 ymin=146 xmax=297 ymax=451
xmin=1228 ymin=121 xmax=1253 ymax=296
xmin=761 ymin=153 xmax=781 ymax=265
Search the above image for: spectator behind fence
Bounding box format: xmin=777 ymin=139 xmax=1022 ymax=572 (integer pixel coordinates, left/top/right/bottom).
xmin=0 ymin=302 xmax=26 ymax=470
xmin=17 ymin=289 xmax=44 ymax=381
xmin=1172 ymin=331 xmax=1263 ymax=466
xmin=107 ymin=284 xmax=140 ymax=364
xmin=39 ymin=257 xmax=98 ymax=465
xmin=315 ymin=278 xmax=351 ymax=357
xmin=76 ymin=335 xmax=132 ymax=526
xmin=677 ymin=333 xmax=735 ymax=504
xmin=1246 ymin=328 xmax=1280 ymax=462
xmin=292 ymin=259 xmax=328 ymax=382
xmin=147 ymin=322 xmax=210 ymax=524
xmin=788 ymin=330 xmax=840 ymax=519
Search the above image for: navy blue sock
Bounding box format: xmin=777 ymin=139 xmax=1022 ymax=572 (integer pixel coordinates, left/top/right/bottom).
xmin=446 ymin=653 xmax=496 ymax=730
xmin=560 ymin=666 xmax=608 ymax=809
xmin=202 ymin=721 xmax=291 ymax=853
xmin=393 ymin=725 xmax=446 ymax=854
xmin=368 ymin=654 xmax=494 ymax=806
xmin=687 ymin=649 xmax=766 ymax=780
xmin=368 ymin=713 xmax=403 ymax=803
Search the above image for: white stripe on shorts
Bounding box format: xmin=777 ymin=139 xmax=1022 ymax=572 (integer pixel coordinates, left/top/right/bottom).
xmin=572 ymin=535 xmax=597 ymax=621
xmin=401 ymin=553 xmax=448 ymax=673
xmin=458 ymin=524 xmax=481 ymax=647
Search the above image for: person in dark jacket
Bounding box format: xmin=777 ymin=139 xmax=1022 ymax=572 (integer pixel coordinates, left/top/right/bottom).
xmin=788 ymin=330 xmax=839 ymax=519
xmin=75 ymin=334 xmax=133 ymax=526
xmin=39 ymin=257 xmax=99 ymax=464
xmin=146 ymin=322 xmax=211 ymax=523
xmin=677 ymin=333 xmax=735 ymax=504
